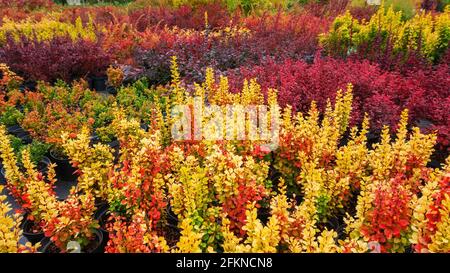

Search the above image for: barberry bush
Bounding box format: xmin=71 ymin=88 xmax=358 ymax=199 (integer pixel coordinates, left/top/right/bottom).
xmin=0 ymin=1 xmax=449 ymax=254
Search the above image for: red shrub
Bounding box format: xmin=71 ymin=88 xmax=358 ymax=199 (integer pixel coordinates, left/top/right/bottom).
xmin=58 ymin=6 xmax=125 ymax=25
xmin=227 ymin=57 xmax=450 ymax=148
xmin=129 ymin=3 xmax=233 ymax=31
xmin=349 ymin=5 xmax=377 ymax=21
xmin=361 ymin=174 xmax=412 ymax=253
xmin=0 ymin=8 xmax=47 ymax=24
xmin=414 ymin=174 xmax=450 ymax=252
xmin=0 ymin=0 xmax=54 ymax=11
xmin=242 ymin=12 xmax=330 ymax=58
xmin=0 ymin=35 xmax=111 ymax=83
xmin=421 ymin=0 xmax=448 ymax=11
xmin=302 ymin=0 xmax=349 ymax=18
xmin=135 ymin=12 xmax=329 ymax=85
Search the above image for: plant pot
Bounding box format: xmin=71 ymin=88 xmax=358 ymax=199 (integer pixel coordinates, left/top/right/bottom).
xmin=36 ymin=156 xmax=51 ymax=176
xmin=17 ymin=133 xmax=32 ymax=144
xmin=108 ymin=140 xmax=120 ymax=163
xmin=7 ymin=124 xmax=26 ymax=136
xmin=6 ymin=125 xmax=32 ymax=144
xmin=49 ymin=150 xmax=77 ymax=181
xmin=89 ymin=134 xmax=100 ymax=145
xmin=0 ymin=165 xmax=6 ymax=183
xmin=39 ymin=229 xmax=105 ymax=253
xmin=106 ymin=85 xmax=117 ymax=95
xmin=140 ymin=123 xmax=149 ymax=132
xmin=94 ymin=205 xmax=110 ymax=246
xmin=0 ymin=179 xmax=5 ymax=185
xmin=0 ymin=162 xmax=5 ymax=185
xmin=21 ymin=217 xmax=45 ymax=245
xmin=95 ymin=198 xmax=108 ymax=209
xmin=19 ymin=81 xmax=37 ymax=92
xmin=304 ymin=54 xmax=314 ymax=64
xmin=89 ymin=76 xmax=107 ymax=92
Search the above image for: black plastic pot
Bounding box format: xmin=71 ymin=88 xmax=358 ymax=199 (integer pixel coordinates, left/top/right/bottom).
xmin=6 ymin=124 xmax=21 ymax=134
xmin=6 ymin=125 xmax=32 ymax=144
xmin=140 ymin=123 xmax=149 ymax=132
xmin=95 ymin=204 xmax=110 ymax=231
xmin=39 ymin=229 xmax=104 ymax=253
xmin=49 ymin=150 xmax=78 ymax=181
xmin=108 ymin=140 xmax=120 ymax=163
xmin=19 ymin=81 xmax=37 ymax=92
xmin=304 ymin=54 xmax=315 ymax=64
xmin=106 ymin=85 xmax=117 ymax=95
xmin=0 ymin=162 xmax=5 ymax=185
xmin=89 ymin=134 xmax=100 ymax=146
xmin=95 ymin=198 xmax=108 ymax=209
xmin=94 ymin=205 xmax=110 ymax=252
xmin=89 ymin=76 xmax=107 ymax=92
xmin=36 ymin=156 xmax=51 ymax=176
xmin=0 ymin=163 xmax=5 ymax=185
xmin=21 ymin=217 xmax=45 ymax=245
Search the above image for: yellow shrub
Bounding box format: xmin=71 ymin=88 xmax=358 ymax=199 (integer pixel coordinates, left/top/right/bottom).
xmin=0 ymin=186 xmax=38 ymax=253
xmin=0 ymin=17 xmax=97 ymax=44
xmin=321 ymin=5 xmax=450 ymax=62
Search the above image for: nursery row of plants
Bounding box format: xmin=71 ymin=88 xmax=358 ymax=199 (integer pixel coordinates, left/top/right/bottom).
xmin=0 ymin=0 xmax=449 ymax=253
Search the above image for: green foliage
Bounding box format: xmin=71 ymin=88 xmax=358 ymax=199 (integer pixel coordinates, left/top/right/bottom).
xmin=321 ymin=4 xmax=450 ymax=63
xmin=0 ymin=107 xmax=24 ymax=127
xmin=8 ymin=135 xmax=23 ymax=156
xmin=6 ymin=136 xmax=50 ymax=165
xmin=95 ymin=125 xmax=116 ymax=143
xmin=27 ymin=141 xmax=50 ymax=165
xmin=384 ymin=0 xmax=418 ymax=19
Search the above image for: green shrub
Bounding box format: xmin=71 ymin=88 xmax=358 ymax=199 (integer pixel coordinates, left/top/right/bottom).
xmin=0 ymin=107 xmax=24 ymax=127
xmin=320 ymin=4 xmax=450 ymax=63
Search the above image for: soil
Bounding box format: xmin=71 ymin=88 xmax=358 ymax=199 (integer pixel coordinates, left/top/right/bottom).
xmin=99 ymin=211 xmax=110 ymax=231
xmin=50 ymin=149 xmax=68 ymax=161
xmin=36 ymin=161 xmax=48 ymax=172
xmin=164 ymin=206 xmax=180 ymax=248
xmin=44 ymin=233 xmax=101 ymax=253
xmin=23 ymin=220 xmax=43 ymax=234
xmin=44 ymin=242 xmax=62 ymax=253
xmin=83 ymin=233 xmax=102 ymax=253
xmin=164 ymin=224 xmax=181 ymax=249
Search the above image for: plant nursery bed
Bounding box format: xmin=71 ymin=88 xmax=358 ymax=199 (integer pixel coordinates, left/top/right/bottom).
xmin=0 ymin=0 xmax=449 ymax=255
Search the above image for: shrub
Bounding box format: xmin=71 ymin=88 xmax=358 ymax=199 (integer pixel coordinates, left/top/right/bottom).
xmin=1 ymin=71 xmax=448 ymax=252
xmin=136 ymin=12 xmax=329 ymax=85
xmin=128 ymin=3 xmax=233 ymax=31
xmin=320 ymin=5 xmax=450 ymax=65
xmin=0 ymin=35 xmax=111 ymax=83
xmin=227 ymin=58 xmax=450 ymax=148
xmin=0 ymin=0 xmax=54 ymax=12
xmin=0 ymin=64 xmax=23 ymax=93
xmin=411 ymin=169 xmax=450 ymax=253
xmin=107 ymin=66 xmax=125 ymax=88
xmin=27 ymin=141 xmax=51 ymax=165
xmin=0 ymin=185 xmax=38 ymax=253
xmin=0 ymin=106 xmax=23 ymax=127
xmin=301 ymin=0 xmax=350 ymax=18
xmin=44 ymin=193 xmax=99 ymax=251
xmin=0 ymin=17 xmax=97 ymax=45
xmin=1 ymin=136 xmax=50 ymax=166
